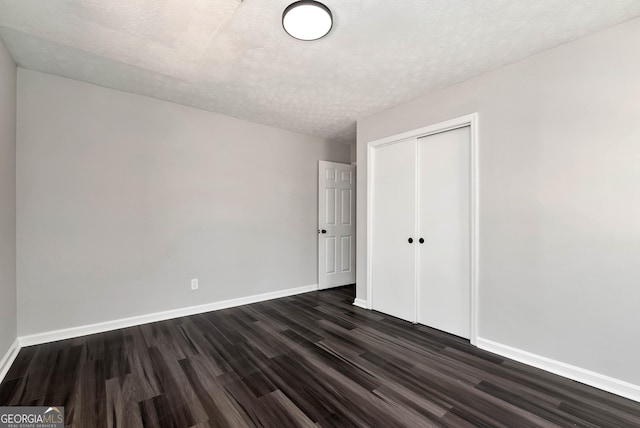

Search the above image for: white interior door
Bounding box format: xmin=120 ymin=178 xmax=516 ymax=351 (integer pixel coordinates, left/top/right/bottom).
xmin=417 ymin=126 xmax=471 ymax=338
xmin=371 ymin=140 xmax=417 ymax=322
xmin=318 ymin=161 xmax=355 ymax=289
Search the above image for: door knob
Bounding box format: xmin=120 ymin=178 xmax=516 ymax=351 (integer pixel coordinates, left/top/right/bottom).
xmin=419 ymin=238 xmax=424 ymax=244
xmin=408 ymin=238 xmax=413 ymax=243
xmin=320 ymin=229 xmax=327 ymax=234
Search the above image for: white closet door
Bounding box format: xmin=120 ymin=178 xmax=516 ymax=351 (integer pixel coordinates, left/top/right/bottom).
xmin=417 ymin=127 xmax=471 ymax=338
xmin=371 ymin=140 xmax=416 ymax=322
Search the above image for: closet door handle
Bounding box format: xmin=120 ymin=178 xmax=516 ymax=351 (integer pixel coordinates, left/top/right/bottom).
xmin=408 ymin=238 xmax=413 ymax=244
xmin=419 ymin=238 xmax=424 ymax=244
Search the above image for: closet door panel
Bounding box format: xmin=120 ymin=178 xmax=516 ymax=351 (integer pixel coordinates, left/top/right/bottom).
xmin=417 ymin=127 xmax=471 ymax=338
xmin=371 ymin=140 xmax=416 ymax=322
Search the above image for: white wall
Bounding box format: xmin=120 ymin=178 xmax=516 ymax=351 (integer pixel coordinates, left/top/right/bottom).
xmin=357 ymin=18 xmax=640 ymax=386
xmin=0 ymin=37 xmax=17 ymax=362
xmin=17 ymin=69 xmax=350 ymax=336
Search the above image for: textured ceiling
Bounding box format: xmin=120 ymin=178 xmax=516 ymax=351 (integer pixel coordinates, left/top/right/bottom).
xmin=1 ymin=1 xmax=640 ymax=143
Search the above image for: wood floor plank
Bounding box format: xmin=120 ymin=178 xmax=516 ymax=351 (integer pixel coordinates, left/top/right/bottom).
xmin=178 ymin=358 xmax=252 ymax=428
xmin=1 ymin=285 xmax=639 ymax=427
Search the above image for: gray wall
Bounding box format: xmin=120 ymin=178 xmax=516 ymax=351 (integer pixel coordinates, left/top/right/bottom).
xmin=17 ymin=69 xmax=350 ymax=336
xmin=356 ymin=17 xmax=640 ymax=385
xmin=0 ymin=37 xmax=17 ymax=358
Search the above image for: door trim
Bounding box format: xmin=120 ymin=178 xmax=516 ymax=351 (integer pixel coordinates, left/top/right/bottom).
xmin=366 ymin=113 xmax=479 ymax=345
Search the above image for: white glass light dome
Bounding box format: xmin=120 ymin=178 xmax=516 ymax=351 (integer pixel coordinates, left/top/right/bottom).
xmin=282 ymin=1 xmax=333 ymax=41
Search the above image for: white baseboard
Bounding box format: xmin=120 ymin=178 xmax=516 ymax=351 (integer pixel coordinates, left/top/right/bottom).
xmin=353 ymin=298 xmax=369 ymax=309
xmin=0 ymin=338 xmax=21 ymax=383
xmin=477 ymin=337 xmax=640 ymax=403
xmin=19 ymin=284 xmax=318 ymax=347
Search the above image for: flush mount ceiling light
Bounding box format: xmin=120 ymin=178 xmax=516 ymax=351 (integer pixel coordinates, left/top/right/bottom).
xmin=282 ymin=1 xmax=333 ymax=41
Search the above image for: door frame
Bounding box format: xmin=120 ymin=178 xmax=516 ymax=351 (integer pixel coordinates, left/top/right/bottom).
xmin=366 ymin=113 xmax=479 ymax=345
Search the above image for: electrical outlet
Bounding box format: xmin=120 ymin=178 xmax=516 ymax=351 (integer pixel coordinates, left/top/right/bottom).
xmin=191 ymin=278 xmax=198 ymax=291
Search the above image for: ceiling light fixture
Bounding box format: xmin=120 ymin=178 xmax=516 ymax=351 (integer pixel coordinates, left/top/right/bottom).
xmin=282 ymin=1 xmax=333 ymax=41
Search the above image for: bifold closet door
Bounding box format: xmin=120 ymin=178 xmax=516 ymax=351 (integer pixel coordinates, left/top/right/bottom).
xmin=417 ymin=126 xmax=471 ymax=339
xmin=371 ymin=140 xmax=416 ymax=322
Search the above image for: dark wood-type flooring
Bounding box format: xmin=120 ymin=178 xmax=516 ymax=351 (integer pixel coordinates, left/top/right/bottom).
xmin=1 ymin=285 xmax=639 ymax=427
